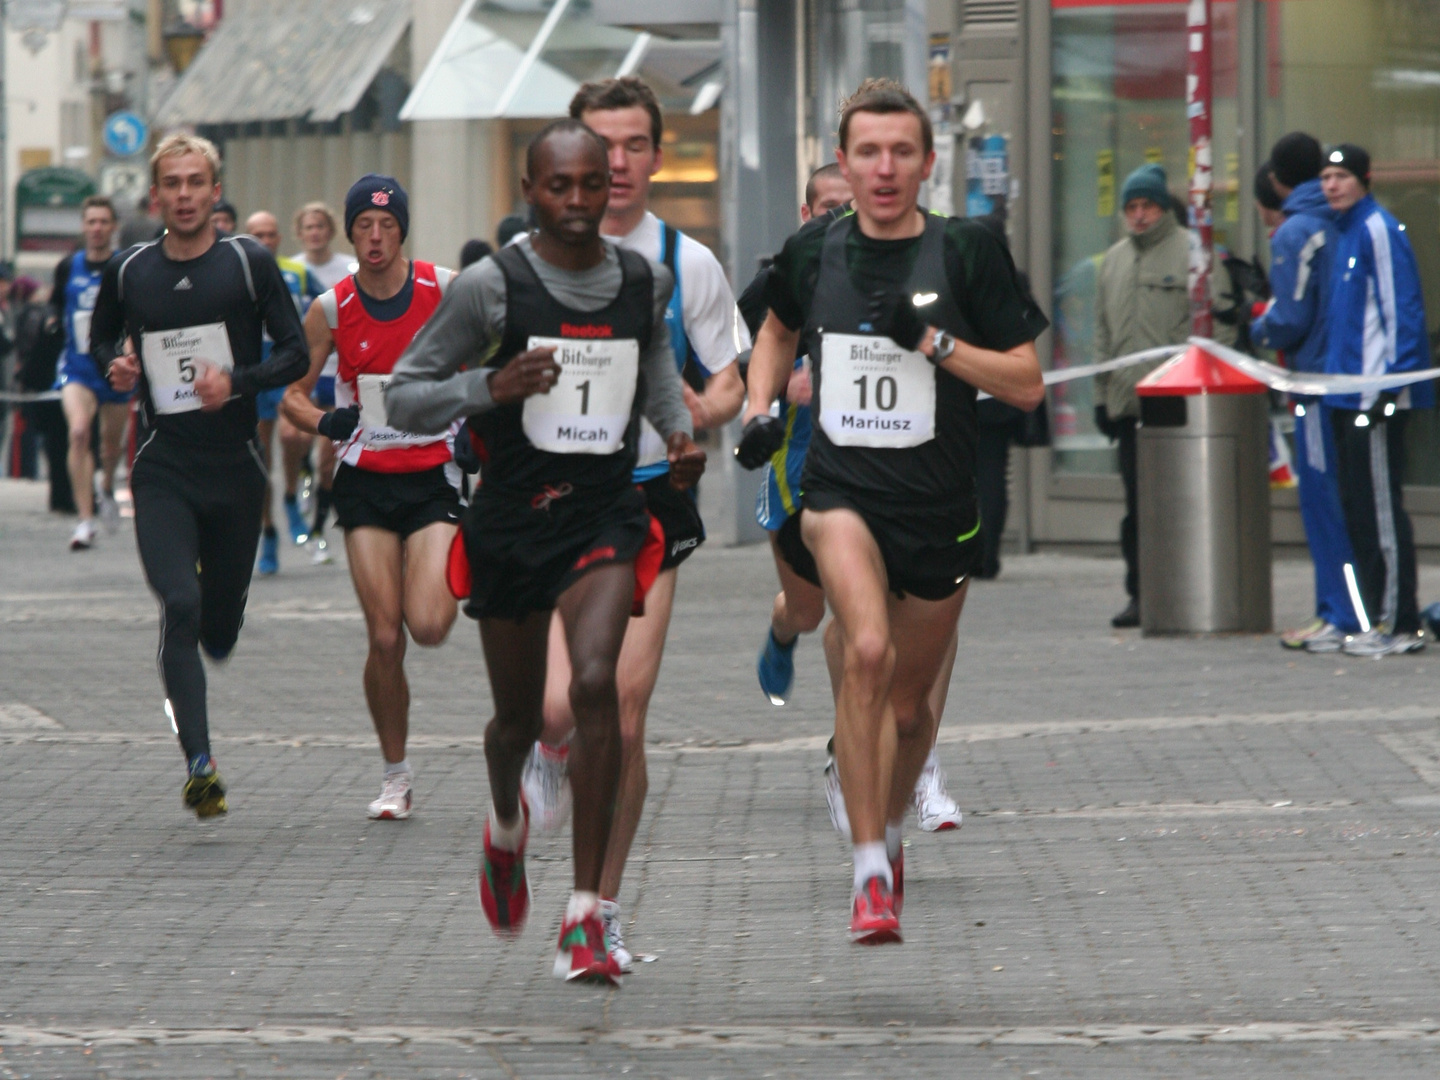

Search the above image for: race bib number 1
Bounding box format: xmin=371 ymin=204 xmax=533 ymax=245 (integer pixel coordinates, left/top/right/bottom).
xmin=818 ymin=332 xmax=936 ymax=449
xmin=141 ymin=323 xmax=235 ymax=415
xmin=521 ymin=336 xmax=639 ymax=455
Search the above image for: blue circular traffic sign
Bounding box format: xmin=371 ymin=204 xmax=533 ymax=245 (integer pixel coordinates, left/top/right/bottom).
xmin=102 ymin=111 xmax=148 ymax=158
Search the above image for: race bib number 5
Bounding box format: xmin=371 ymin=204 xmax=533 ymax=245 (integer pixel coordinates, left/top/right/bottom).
xmin=818 ymin=332 xmax=935 ymax=448
xmin=140 ymin=323 xmax=235 ymax=415
xmin=521 ymin=336 xmax=639 ymax=455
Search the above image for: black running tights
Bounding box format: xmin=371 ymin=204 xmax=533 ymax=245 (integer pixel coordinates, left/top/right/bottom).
xmin=131 ymin=447 xmax=266 ymax=761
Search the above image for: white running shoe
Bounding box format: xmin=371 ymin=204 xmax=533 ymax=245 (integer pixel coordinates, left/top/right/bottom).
xmin=1342 ymin=627 xmax=1426 ymax=657
xmin=1301 ymin=622 xmax=1347 ymax=653
xmin=368 ymin=771 xmax=413 ymax=820
xmin=311 ymin=536 xmax=334 ymax=565
xmin=824 ymin=754 xmax=852 ymax=841
xmin=599 ymin=898 xmax=634 ymax=973
xmin=520 ymin=740 xmax=572 ymax=832
xmin=69 ymin=519 xmax=97 ymax=551
xmin=97 ymin=491 xmax=120 ymax=535
xmin=914 ymin=750 xmax=964 ymax=832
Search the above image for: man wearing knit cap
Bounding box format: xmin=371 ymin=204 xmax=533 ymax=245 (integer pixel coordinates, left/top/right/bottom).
xmin=1250 ymin=133 xmax=1356 ymax=653
xmin=1318 ymin=143 xmax=1432 ymax=656
xmin=1093 ymin=162 xmax=1238 ymax=628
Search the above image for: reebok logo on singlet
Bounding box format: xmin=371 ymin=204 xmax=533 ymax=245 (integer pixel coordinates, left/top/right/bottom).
xmin=559 ymin=322 xmax=613 ymax=338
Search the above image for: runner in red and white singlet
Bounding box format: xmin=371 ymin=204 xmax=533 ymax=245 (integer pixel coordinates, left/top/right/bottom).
xmin=282 ymin=174 xmax=461 ymax=821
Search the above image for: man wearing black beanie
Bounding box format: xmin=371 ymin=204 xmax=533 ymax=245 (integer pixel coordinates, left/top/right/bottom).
xmin=1318 ymin=141 xmax=1430 ymax=656
xmin=1251 ymin=132 xmax=1357 ymax=653
xmin=1268 ymin=132 xmax=1323 ymax=192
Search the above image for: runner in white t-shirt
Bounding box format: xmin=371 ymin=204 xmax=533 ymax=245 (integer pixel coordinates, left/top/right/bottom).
xmin=520 ymin=77 xmax=750 ymax=973
xmin=284 ymin=201 xmax=356 ymax=562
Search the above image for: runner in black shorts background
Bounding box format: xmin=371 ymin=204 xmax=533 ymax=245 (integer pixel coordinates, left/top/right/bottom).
xmin=91 ymin=133 xmax=308 ymax=819
xmin=283 ymin=174 xmax=461 ymax=822
xmin=386 ymin=119 xmax=704 ymax=986
xmin=739 ymin=80 xmax=1047 ymax=945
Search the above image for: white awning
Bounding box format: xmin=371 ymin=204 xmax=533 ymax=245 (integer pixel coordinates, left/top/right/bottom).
xmin=401 ymin=0 xmax=720 ymax=122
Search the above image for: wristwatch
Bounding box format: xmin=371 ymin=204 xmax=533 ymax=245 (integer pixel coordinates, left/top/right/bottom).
xmin=927 ymin=329 xmax=955 ymax=363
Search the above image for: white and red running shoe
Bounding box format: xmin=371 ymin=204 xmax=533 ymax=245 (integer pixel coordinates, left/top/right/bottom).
xmin=478 ymin=804 xmax=530 ymax=937
xmin=850 ymin=875 xmax=902 ymax=945
xmin=367 ymin=771 xmax=413 ymax=820
xmin=521 ymin=739 xmax=572 ymax=833
xmin=553 ymin=910 xmax=623 ymax=986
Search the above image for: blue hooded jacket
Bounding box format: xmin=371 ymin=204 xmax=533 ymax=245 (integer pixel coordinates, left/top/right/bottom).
xmin=1249 ymin=179 xmax=1334 ymax=377
xmin=1323 ymin=193 xmax=1435 ymax=411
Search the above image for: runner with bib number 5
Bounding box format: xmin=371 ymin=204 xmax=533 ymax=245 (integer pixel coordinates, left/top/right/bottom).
xmin=90 ymin=133 xmax=309 ymax=819
xmin=738 ymin=80 xmax=1048 ymax=944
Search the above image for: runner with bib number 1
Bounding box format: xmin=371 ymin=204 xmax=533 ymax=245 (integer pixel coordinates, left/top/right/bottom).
xmin=737 ymin=79 xmax=1048 ymax=945
xmin=385 ymin=120 xmax=703 ymax=987
xmin=90 ymin=133 xmax=309 ymax=820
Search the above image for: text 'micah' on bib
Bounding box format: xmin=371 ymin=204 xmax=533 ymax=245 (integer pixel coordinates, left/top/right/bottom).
xmin=521 ymin=336 xmax=639 ymax=455
xmin=818 ymin=332 xmax=935 ymax=448
xmin=141 ymin=322 xmax=235 ymax=415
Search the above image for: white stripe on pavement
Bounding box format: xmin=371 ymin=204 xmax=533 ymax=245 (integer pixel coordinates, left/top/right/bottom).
xmin=2 ymin=1021 xmax=1438 ymax=1050
xmin=1 ymin=705 xmax=1436 ymax=750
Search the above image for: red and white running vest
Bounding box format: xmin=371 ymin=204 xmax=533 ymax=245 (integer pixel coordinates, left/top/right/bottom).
xmin=322 ymin=260 xmax=453 ymax=473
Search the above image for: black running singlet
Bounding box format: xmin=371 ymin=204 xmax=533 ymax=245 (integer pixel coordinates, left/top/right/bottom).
xmin=470 ymin=244 xmax=657 ymax=497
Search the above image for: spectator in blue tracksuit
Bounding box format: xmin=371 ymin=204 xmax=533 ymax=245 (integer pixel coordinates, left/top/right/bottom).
xmin=1250 ymin=133 xmax=1358 ymax=652
xmin=1319 ymin=143 xmax=1433 ymax=656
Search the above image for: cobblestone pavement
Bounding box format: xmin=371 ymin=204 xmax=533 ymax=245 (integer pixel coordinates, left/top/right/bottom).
xmin=3 ymin=478 xmax=1440 ymax=1078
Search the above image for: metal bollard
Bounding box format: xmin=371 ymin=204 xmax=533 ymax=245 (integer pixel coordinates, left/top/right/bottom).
xmin=1135 ymin=345 xmax=1272 ymax=634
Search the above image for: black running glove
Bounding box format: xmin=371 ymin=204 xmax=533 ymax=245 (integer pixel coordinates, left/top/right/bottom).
xmin=318 ymin=404 xmax=360 ymax=442
xmin=734 ymin=415 xmax=787 ymax=470
xmin=867 ymin=290 xmax=928 ymax=352
xmin=452 ymin=419 xmax=482 ymax=473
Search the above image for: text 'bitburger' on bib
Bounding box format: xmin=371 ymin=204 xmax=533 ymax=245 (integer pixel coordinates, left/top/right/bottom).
xmin=521 ymin=336 xmax=639 ymax=455
xmin=819 ymin=332 xmax=935 ymax=448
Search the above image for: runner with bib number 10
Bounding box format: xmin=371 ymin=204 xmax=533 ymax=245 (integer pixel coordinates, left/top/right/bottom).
xmin=737 ymin=79 xmax=1049 ymax=945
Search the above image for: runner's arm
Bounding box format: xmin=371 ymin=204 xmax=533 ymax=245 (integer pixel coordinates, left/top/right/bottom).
xmin=386 ymin=261 xmax=501 ymax=434
xmin=741 ymin=311 xmax=800 ymax=424
xmin=230 ymin=241 xmax=309 ymax=397
xmin=280 ymin=302 xmax=334 ymax=435
xmin=88 ymin=256 xmax=126 ymax=377
xmin=925 ymin=332 xmax=1044 ymax=411
xmin=638 ymin=267 xmax=693 ymax=440
xmin=688 ymin=364 xmax=744 ymax=430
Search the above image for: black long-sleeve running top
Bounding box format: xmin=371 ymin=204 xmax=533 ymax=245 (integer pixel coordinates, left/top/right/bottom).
xmin=90 ymin=234 xmax=308 ymax=452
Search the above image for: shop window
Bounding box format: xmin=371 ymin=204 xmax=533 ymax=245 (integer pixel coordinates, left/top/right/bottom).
xmin=1050 ymin=1 xmax=1238 ymax=475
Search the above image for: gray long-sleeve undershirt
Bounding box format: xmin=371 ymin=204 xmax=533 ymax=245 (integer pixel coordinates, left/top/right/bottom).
xmin=385 ymin=236 xmax=693 ymax=443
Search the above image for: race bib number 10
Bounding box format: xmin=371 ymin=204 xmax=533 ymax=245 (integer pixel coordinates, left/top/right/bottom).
xmin=818 ymin=332 xmax=936 ymax=448
xmin=140 ymin=323 xmax=235 ymax=415
xmin=521 ymin=336 xmax=639 ymax=455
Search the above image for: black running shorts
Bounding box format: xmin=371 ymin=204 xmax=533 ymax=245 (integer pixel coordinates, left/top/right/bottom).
xmin=641 ymin=473 xmax=705 ymax=570
xmin=332 ymin=463 xmax=461 ymax=539
xmin=791 ymin=486 xmax=982 ymax=601
xmin=454 ymin=484 xmax=657 ymax=621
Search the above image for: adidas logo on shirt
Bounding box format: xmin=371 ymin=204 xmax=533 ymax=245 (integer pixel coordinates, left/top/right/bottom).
xmin=173 ymin=276 xmax=193 ymax=290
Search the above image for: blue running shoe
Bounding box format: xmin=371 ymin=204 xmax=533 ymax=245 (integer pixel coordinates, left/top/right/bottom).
xmin=257 ymin=530 xmax=279 ymax=576
xmin=757 ymin=629 xmax=797 ymax=706
xmin=285 ymin=499 xmax=310 ymax=546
